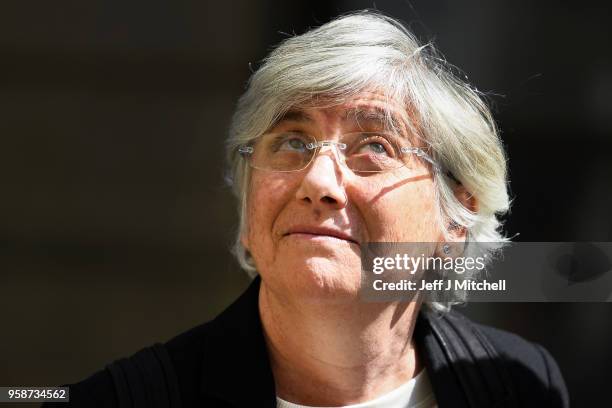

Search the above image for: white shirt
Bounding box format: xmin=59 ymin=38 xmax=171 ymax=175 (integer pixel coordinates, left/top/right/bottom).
xmin=276 ymin=368 xmax=438 ymax=408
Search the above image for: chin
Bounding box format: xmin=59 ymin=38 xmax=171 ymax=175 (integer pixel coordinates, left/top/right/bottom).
xmin=281 ymin=256 xmax=363 ymax=304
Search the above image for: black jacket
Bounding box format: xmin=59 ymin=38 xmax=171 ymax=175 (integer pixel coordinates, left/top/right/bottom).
xmin=46 ymin=277 xmax=569 ymax=407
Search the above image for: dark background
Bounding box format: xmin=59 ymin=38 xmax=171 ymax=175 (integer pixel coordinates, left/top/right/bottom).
xmin=1 ymin=1 xmax=611 ymax=406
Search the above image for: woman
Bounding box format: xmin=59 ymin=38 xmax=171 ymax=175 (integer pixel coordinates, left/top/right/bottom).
xmin=46 ymin=11 xmax=568 ymax=408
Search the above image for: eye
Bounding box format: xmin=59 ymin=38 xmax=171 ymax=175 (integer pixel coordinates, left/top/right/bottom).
xmin=270 ymin=133 xmax=309 ymax=153
xmin=354 ymin=135 xmax=396 ymax=157
xmin=284 ymin=138 xmax=307 ymax=151
xmin=361 ymin=142 xmax=387 ymax=155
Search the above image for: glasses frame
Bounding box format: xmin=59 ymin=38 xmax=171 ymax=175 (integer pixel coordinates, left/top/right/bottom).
xmin=238 ymin=131 xmax=446 ymax=175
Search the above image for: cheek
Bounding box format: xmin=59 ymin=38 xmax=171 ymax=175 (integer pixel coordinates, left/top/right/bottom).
xmin=244 ymin=173 xmax=295 ymax=255
xmin=352 ymin=178 xmax=440 ymax=241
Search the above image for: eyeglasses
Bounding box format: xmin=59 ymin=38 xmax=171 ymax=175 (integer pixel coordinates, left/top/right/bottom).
xmin=238 ymin=131 xmax=442 ymax=174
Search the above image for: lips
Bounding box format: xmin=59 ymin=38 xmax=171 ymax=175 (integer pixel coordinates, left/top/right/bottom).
xmin=284 ymin=226 xmax=359 ymax=245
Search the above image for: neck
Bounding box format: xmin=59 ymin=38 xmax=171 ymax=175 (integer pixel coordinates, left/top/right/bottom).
xmin=259 ymin=282 xmax=423 ymax=406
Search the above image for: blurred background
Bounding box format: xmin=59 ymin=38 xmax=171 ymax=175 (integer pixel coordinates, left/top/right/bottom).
xmin=1 ymin=0 xmax=611 ymax=406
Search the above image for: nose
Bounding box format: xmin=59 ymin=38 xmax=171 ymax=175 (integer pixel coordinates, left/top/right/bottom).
xmin=295 ymin=147 xmax=348 ymax=210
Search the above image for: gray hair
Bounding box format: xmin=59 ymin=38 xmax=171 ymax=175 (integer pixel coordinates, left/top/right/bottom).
xmin=225 ymin=11 xmax=510 ymax=312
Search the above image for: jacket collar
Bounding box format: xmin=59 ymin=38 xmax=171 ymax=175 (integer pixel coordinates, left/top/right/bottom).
xmin=199 ymin=276 xmax=277 ymax=407
xmin=414 ymin=312 xmax=470 ymax=408
xmin=199 ymin=276 xmax=469 ymax=408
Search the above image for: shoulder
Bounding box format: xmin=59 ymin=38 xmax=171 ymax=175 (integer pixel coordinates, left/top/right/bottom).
xmin=41 ymin=365 xmax=118 ymax=407
xmin=472 ymin=320 xmax=570 ymax=407
xmin=418 ymin=309 xmax=570 ymax=408
xmin=43 ymin=319 xmax=218 ymax=408
xmin=44 ymin=279 xmax=264 ymax=407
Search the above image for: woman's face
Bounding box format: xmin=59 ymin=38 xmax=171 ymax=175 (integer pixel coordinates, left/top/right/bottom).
xmin=242 ymin=91 xmax=445 ymax=303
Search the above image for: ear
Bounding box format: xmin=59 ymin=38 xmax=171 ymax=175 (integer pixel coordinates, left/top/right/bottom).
xmin=446 ymin=184 xmax=478 ymax=242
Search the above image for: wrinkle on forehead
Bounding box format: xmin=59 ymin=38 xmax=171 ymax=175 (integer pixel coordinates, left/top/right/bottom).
xmin=272 ymin=91 xmax=423 ymax=144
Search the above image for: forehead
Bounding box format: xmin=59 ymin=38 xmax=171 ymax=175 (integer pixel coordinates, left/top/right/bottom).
xmin=276 ymin=91 xmax=411 ymax=133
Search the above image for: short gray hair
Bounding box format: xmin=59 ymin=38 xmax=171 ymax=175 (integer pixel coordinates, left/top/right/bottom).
xmin=225 ymin=11 xmax=510 ymax=312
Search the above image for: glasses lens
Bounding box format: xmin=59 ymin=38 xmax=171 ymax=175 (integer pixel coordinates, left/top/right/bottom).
xmin=250 ymin=132 xmax=316 ymax=171
xmin=342 ymin=132 xmax=406 ymax=172
xmin=243 ymin=132 xmax=417 ymax=173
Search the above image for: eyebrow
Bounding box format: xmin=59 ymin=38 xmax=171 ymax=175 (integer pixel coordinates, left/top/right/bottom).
xmin=274 ymin=106 xmax=406 ymax=133
xmin=275 ymin=109 xmax=314 ymax=124
xmin=343 ymin=106 xmax=404 ymax=133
